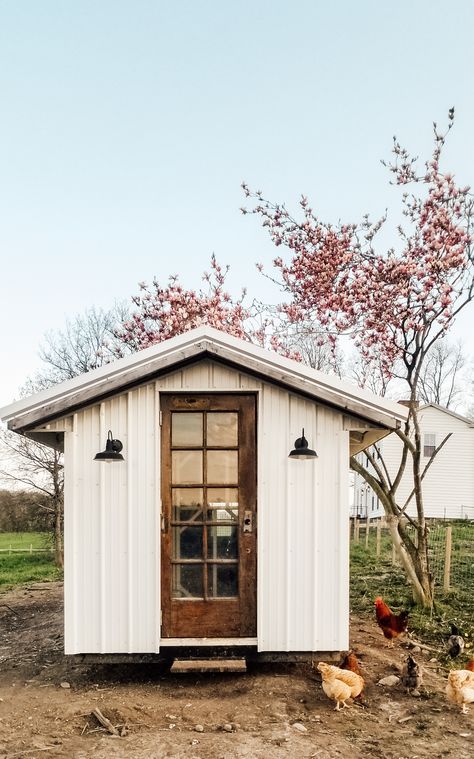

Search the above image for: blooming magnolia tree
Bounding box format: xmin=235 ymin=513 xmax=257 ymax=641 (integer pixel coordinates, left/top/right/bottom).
xmin=113 ymin=255 xmax=250 ymax=355
xmin=113 ymin=253 xmax=304 ymax=359
xmin=243 ymin=111 xmax=474 ymax=606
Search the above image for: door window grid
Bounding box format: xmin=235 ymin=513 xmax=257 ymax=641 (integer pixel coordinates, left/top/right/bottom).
xmin=170 ymin=411 xmax=239 ymax=599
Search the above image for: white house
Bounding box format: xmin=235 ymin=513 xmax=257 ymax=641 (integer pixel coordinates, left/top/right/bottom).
xmin=352 ymin=403 xmax=474 ymax=521
xmin=0 ymin=327 xmax=407 ymax=659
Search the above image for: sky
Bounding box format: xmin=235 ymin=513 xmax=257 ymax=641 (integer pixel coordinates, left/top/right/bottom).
xmin=1 ymin=1 xmax=474 ymax=408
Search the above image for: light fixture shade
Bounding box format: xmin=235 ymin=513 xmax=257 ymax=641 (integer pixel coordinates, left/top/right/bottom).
xmin=94 ymin=430 xmax=124 ymax=462
xmin=288 ymin=428 xmax=318 ymax=460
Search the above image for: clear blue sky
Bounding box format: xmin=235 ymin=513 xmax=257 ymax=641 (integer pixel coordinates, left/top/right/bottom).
xmin=1 ymin=1 xmax=474 ymax=406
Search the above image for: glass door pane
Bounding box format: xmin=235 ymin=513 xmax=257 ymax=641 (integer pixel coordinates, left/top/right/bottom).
xmin=172 ymin=412 xmax=203 ymax=446
xmin=207 ymin=412 xmax=238 ymax=446
xmin=207 ymin=564 xmax=238 ymax=597
xmin=207 ymin=451 xmax=238 ymax=483
xmin=172 ymin=564 xmax=203 ymax=598
xmin=172 ymin=451 xmax=203 ymax=484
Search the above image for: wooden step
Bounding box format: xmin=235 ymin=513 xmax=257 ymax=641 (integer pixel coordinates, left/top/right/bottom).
xmin=170 ymin=658 xmax=247 ymax=674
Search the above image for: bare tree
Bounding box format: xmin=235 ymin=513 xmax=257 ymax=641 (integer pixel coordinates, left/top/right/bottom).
xmin=25 ymin=302 xmax=130 ymax=391
xmin=2 ymin=302 xmax=130 ymax=566
xmin=417 ymin=339 xmax=467 ymax=409
xmin=346 ymin=352 xmax=396 ymax=397
xmin=0 ymin=428 xmax=63 ymax=567
xmin=278 ymin=325 xmax=345 ymax=376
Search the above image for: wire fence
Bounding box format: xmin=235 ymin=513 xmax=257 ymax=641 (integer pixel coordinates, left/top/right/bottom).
xmin=350 ymin=518 xmax=474 ymax=591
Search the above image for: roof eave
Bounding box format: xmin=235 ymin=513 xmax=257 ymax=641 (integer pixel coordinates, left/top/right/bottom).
xmin=1 ymin=327 xmax=408 ymax=433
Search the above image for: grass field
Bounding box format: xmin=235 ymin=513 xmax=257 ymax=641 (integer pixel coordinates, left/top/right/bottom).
xmin=0 ymin=554 xmax=62 ymax=588
xmin=350 ymin=529 xmax=474 ymax=662
xmin=0 ymin=532 xmax=51 ymax=551
xmin=0 ymin=532 xmax=61 ymax=589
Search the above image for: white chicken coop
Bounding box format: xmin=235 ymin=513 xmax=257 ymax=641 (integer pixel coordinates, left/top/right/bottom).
xmin=0 ymin=327 xmax=407 ymax=660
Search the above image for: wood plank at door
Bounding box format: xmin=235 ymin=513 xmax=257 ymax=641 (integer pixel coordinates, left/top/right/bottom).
xmin=171 ymin=599 xmax=240 ymax=637
xmin=238 ymin=396 xmax=257 ymax=636
xmin=160 ymin=398 xmax=173 ymax=636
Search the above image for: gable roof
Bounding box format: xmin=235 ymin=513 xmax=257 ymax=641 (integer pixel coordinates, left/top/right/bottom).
xmin=419 ymin=403 xmax=474 ymax=427
xmin=0 ymin=326 xmax=408 ymax=434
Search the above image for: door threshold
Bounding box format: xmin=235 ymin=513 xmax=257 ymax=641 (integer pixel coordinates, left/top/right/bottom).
xmin=160 ymin=637 xmax=257 ymax=646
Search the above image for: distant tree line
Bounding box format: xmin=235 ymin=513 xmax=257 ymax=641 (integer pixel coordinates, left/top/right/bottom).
xmin=0 ymin=489 xmax=53 ymax=533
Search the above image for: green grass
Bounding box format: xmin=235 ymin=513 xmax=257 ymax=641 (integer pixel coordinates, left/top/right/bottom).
xmin=0 ymin=532 xmax=51 ymax=550
xmin=0 ymin=553 xmax=62 ymax=589
xmin=0 ymin=532 xmax=61 ymax=590
xmin=350 ymin=530 xmax=474 ymax=665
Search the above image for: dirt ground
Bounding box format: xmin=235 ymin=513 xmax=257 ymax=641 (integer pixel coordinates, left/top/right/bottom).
xmin=0 ymin=582 xmax=472 ymax=759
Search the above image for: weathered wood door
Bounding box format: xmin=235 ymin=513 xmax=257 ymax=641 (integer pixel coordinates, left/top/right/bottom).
xmin=160 ymin=394 xmax=257 ymax=638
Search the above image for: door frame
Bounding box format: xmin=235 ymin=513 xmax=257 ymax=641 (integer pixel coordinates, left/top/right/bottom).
xmin=160 ymin=392 xmax=257 ymax=639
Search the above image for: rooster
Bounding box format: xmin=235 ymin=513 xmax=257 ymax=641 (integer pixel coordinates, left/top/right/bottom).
xmin=374 ymin=596 xmax=409 ymax=646
xmin=446 ymin=668 xmax=474 ymax=714
xmin=316 ymin=662 xmax=364 ymax=711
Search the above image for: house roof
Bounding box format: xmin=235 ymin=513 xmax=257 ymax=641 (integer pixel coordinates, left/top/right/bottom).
xmin=419 ymin=403 xmax=474 ymax=427
xmin=0 ymin=326 xmax=408 ymax=435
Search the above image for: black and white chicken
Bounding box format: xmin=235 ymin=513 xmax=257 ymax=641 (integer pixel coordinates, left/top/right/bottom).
xmin=448 ymin=624 xmax=465 ymax=658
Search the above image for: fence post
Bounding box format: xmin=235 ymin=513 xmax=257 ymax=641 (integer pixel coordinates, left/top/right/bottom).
xmin=376 ymin=522 xmax=381 ymax=558
xmin=444 ymin=525 xmax=452 ymax=591
xmin=9 ymin=544 xmax=12 ymax=555
xmin=365 ymin=521 xmax=370 ymax=549
xmin=354 ymin=518 xmax=359 ymax=543
xmin=30 ymin=544 xmax=33 ymax=554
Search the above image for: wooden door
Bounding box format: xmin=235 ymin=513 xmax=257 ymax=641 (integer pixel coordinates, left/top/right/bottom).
xmin=160 ymin=394 xmax=257 ymax=638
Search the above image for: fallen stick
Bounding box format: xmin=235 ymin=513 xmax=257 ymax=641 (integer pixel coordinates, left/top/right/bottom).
xmin=405 ymin=640 xmax=440 ymax=653
xmin=0 ymin=604 xmax=22 ymax=618
xmin=91 ymin=708 xmax=120 ymax=736
xmin=6 ymin=747 xmax=58 ymax=758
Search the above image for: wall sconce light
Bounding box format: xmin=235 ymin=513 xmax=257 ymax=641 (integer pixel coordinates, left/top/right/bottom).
xmin=288 ymin=428 xmax=318 ymax=460
xmin=94 ymin=430 xmax=124 ymax=462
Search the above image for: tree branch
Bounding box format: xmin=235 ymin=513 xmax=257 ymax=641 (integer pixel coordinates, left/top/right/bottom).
xmin=400 ymin=432 xmax=453 ymax=513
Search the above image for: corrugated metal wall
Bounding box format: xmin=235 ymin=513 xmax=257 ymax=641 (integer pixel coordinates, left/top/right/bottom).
xmin=63 ymin=386 xmax=159 ymax=654
xmin=57 ymin=359 xmax=349 ymax=653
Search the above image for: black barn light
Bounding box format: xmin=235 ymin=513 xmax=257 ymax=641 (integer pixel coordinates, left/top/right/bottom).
xmin=94 ymin=430 xmax=124 ymax=462
xmin=288 ymin=428 xmax=318 ymax=460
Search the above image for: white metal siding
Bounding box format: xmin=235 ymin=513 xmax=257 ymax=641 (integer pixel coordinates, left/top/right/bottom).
xmin=63 ymin=388 xmax=159 ymax=654
xmin=58 ymin=359 xmax=349 ymax=653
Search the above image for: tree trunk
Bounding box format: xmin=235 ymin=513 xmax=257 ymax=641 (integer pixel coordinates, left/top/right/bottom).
xmin=386 ymin=515 xmax=433 ymax=607
xmin=53 ymin=496 xmax=63 ymax=569
xmin=350 ymin=454 xmax=434 ymax=609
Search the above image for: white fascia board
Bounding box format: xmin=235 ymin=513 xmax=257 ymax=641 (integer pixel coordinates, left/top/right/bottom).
xmin=0 ymin=326 xmax=408 ymax=429
xmin=0 ymin=329 xmax=208 ymax=422
xmin=204 ymin=331 xmax=407 ymax=426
